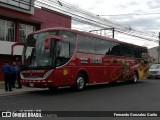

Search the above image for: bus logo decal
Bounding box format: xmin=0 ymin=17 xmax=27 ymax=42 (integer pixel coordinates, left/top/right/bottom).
xmin=80 ymin=57 xmax=88 ymax=64
xmin=90 ymin=58 xmax=102 ymax=64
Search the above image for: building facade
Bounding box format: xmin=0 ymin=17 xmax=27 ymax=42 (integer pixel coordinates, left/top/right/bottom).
xmin=0 ymin=0 xmax=71 ymax=80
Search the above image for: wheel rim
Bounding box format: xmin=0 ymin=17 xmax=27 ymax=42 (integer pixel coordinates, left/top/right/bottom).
xmin=77 ymin=76 xmax=85 ymax=90
xmin=133 ymin=74 xmax=138 ymax=83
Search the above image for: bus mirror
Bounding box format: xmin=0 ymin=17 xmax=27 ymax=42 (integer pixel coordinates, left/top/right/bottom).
xmin=45 ymin=38 xmax=50 ymax=50
xmin=44 ymin=35 xmax=63 ymax=50
xmin=11 ymin=42 xmax=25 ymax=56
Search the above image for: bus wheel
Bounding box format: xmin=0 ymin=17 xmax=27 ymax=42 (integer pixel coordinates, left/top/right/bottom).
xmin=75 ymin=74 xmax=86 ymax=91
xmin=132 ymin=72 xmax=138 ymax=83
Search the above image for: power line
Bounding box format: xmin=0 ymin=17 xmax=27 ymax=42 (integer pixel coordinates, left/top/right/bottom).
xmin=35 ymin=0 xmax=159 ymax=45
xmin=115 ymin=29 xmax=158 ymax=43
xmin=98 ymin=11 xmax=160 ymax=16
xmin=6 ymin=0 xmax=158 ymax=44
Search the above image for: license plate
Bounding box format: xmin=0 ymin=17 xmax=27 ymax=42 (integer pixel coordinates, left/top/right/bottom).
xmin=29 ymin=83 xmax=34 ymax=87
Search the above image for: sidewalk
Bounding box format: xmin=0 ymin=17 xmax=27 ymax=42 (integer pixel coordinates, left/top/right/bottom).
xmin=0 ymin=81 xmax=45 ymax=96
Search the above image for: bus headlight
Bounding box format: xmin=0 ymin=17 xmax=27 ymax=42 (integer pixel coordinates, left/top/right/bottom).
xmin=20 ymin=72 xmax=24 ymax=79
xmin=43 ymin=69 xmax=53 ymax=79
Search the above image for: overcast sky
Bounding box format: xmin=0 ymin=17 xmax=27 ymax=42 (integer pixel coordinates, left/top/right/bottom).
xmin=63 ymin=0 xmax=160 ymax=31
xmin=61 ymin=0 xmax=160 ymax=48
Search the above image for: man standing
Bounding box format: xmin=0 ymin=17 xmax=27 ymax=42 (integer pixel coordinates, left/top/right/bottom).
xmin=16 ymin=62 xmax=22 ymax=88
xmin=2 ymin=60 xmax=12 ymax=91
xmin=10 ymin=62 xmax=17 ymax=88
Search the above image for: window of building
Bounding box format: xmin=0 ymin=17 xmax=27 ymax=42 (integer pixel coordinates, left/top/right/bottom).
xmin=1 ymin=0 xmax=32 ymax=10
xmin=0 ymin=19 xmax=15 ymax=42
xmin=19 ymin=24 xmax=35 ymax=43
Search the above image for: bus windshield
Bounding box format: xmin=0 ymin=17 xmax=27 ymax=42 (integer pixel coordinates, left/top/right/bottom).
xmin=22 ymin=31 xmax=58 ymax=68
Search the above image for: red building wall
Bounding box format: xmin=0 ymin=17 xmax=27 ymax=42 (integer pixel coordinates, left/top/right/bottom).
xmin=35 ymin=8 xmax=71 ymax=29
xmin=0 ymin=7 xmax=71 ymax=29
xmin=0 ymin=7 xmax=71 ymax=81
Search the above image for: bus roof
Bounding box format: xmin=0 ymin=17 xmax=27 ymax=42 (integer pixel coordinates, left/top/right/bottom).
xmin=31 ymin=27 xmax=147 ymax=49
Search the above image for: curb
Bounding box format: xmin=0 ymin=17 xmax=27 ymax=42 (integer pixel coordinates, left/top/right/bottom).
xmin=0 ymin=81 xmax=4 ymax=89
xmin=0 ymin=89 xmax=44 ymax=97
xmin=0 ymin=81 xmax=47 ymax=96
xmin=0 ymin=87 xmax=45 ymax=96
xmin=0 ymin=91 xmax=26 ymax=97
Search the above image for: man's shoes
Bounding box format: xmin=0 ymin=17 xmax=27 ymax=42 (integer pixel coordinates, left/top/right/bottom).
xmin=9 ymin=90 xmax=13 ymax=91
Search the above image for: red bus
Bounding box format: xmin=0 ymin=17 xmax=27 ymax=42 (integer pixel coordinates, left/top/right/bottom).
xmin=12 ymin=27 xmax=149 ymax=90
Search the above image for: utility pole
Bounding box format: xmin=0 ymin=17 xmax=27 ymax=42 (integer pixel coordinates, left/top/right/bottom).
xmin=112 ymin=28 xmax=115 ymax=39
xmin=158 ymin=32 xmax=160 ymax=63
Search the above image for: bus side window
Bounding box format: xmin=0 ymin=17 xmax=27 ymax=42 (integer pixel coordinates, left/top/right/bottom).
xmin=56 ymin=41 xmax=70 ymax=66
xmin=121 ymin=44 xmax=134 ymax=57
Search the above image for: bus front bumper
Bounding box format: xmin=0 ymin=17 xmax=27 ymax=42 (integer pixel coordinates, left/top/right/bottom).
xmin=21 ymin=80 xmax=54 ymax=88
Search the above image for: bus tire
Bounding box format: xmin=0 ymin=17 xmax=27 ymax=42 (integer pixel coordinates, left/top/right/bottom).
xmin=75 ymin=74 xmax=86 ymax=91
xmin=132 ymin=72 xmax=138 ymax=83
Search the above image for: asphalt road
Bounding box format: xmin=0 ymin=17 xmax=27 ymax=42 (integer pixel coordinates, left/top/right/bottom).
xmin=0 ymin=79 xmax=160 ymax=119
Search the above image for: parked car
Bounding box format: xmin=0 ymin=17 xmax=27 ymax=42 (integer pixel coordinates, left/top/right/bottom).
xmin=148 ymin=64 xmax=160 ymax=79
